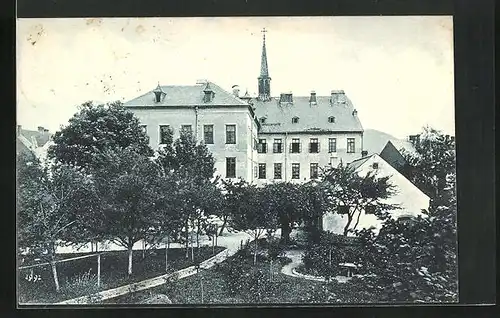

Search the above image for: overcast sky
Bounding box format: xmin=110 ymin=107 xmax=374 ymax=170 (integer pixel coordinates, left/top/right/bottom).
xmin=17 ymin=16 xmax=454 ymax=139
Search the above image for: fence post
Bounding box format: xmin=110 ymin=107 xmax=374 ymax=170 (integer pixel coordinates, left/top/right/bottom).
xmin=97 ymin=253 xmax=101 ymax=288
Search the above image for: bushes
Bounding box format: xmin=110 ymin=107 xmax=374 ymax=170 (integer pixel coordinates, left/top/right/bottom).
xmin=302 ymin=231 xmax=365 ymax=280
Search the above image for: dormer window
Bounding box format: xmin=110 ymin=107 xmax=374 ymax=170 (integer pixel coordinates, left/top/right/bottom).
xmin=203 ymin=82 xmax=215 ymax=103
xmin=153 ymin=84 xmax=165 ymax=103
xmin=260 ymin=117 xmax=267 ymax=124
xmin=328 ymin=116 xmax=335 ymax=123
xmin=292 ymin=117 xmax=299 ymax=124
xmin=372 ymin=162 xmax=379 ymax=169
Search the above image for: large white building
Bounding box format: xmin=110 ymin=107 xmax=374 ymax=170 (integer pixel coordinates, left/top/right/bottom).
xmin=124 ymin=30 xmax=364 ymax=184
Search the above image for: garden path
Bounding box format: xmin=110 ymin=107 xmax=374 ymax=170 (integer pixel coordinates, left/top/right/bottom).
xmin=55 ymin=230 xmax=252 ymax=305
xmin=281 ymin=250 xmax=350 ymax=283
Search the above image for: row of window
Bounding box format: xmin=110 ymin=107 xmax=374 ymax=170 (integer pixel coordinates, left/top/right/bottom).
xmin=225 ymin=159 xmax=320 ymax=180
xmin=143 ymin=124 xmax=237 ymax=145
xmin=143 ymin=124 xmax=356 ymax=154
xmin=257 ymin=138 xmax=356 ymax=154
xmin=261 ymin=116 xmax=336 ymax=125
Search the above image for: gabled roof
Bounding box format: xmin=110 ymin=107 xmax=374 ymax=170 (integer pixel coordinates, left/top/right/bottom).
xmin=347 ymin=154 xmax=375 ymax=171
xmin=123 ymin=81 xmax=249 ymax=107
xmin=251 ymin=95 xmax=363 ymax=134
xmin=363 ymin=129 xmax=416 ymax=156
xmin=19 ymin=129 xmax=52 ymax=148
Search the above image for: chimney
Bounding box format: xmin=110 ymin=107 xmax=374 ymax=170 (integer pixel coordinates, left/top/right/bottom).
xmin=43 ymin=129 xmax=49 ymax=134
xmin=37 ymin=126 xmax=44 ymax=132
xmin=361 ymin=150 xmax=368 ymax=157
xmin=17 ymin=125 xmax=21 ymax=136
xmin=232 ymin=85 xmax=240 ymax=98
xmin=309 ymin=90 xmax=317 ymax=104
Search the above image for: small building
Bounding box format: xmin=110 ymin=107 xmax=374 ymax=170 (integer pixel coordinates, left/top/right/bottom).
xmin=16 ymin=125 xmax=53 ymax=162
xmin=322 ymin=153 xmax=430 ymax=235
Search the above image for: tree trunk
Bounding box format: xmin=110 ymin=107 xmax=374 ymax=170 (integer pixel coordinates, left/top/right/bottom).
xmin=165 ymin=235 xmax=169 ymax=272
xmin=343 ymin=215 xmax=353 ymax=236
xmin=281 ymin=224 xmax=291 ymax=244
xmin=128 ymin=246 xmax=133 ymax=275
xmin=95 ymin=242 xmax=98 ymax=253
xmin=185 ymin=220 xmax=190 ymax=259
xmin=253 ymin=235 xmax=258 ymax=265
xmin=142 ymin=240 xmax=146 ymax=259
xmin=196 ymin=218 xmax=200 ymax=257
xmin=270 ymin=260 xmax=273 ymax=282
xmin=218 ymin=216 xmax=227 ymax=236
xmin=50 ymin=261 xmax=60 ymax=292
xmin=215 ymin=230 xmax=218 ymax=249
xmin=191 ymin=232 xmax=194 ymax=262
xmin=212 ymin=235 xmax=215 ymax=254
xmin=97 ymin=254 xmax=101 ymax=288
xmin=329 ymin=248 xmax=332 ymax=267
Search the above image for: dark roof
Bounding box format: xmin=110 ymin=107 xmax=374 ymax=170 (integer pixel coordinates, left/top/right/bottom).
xmin=19 ymin=129 xmax=52 ymax=148
xmin=123 ymin=82 xmax=249 ymax=107
xmin=251 ymin=94 xmax=363 ymax=134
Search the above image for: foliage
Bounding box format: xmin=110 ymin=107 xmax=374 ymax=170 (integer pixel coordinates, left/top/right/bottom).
xmin=17 ymin=152 xmax=96 ymax=259
xmin=300 ymin=181 xmax=330 ymax=244
xmin=346 ymin=127 xmax=458 ymax=303
xmin=321 ymin=162 xmax=397 ymax=236
xmin=48 ymin=101 xmax=152 ymax=171
xmin=301 ymin=231 xmax=363 ymax=281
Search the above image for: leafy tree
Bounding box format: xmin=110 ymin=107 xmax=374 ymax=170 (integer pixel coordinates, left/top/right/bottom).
xmin=48 ymin=101 xmax=152 ymax=171
xmin=402 ymin=126 xmax=456 ymax=200
xmin=88 ymin=147 xmax=162 ymax=275
xmin=155 ymin=129 xmax=219 ymax=260
xmin=17 ymin=153 xmax=95 ymax=292
xmin=300 ymin=181 xmax=330 ymax=244
xmin=220 ymin=178 xmax=248 ymax=235
xmin=321 ymin=163 xmax=397 ymax=236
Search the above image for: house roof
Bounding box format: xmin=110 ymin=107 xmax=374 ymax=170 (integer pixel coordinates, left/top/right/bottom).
xmin=123 ymin=81 xmax=249 ymax=107
xmin=251 ymin=94 xmax=363 ymax=134
xmin=19 ymin=129 xmax=52 ymax=148
xmin=347 ymin=154 xmax=374 ymax=171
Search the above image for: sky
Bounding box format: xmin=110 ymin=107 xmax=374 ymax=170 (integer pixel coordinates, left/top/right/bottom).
xmin=17 ymin=16 xmax=454 ymax=139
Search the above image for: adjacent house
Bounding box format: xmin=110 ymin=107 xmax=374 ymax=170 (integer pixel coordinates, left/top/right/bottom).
xmin=16 ymin=125 xmax=53 ymax=162
xmin=322 ymin=153 xmax=430 ymax=235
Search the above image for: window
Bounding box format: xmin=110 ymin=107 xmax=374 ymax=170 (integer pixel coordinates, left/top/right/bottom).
xmin=140 ymin=125 xmax=147 ymax=134
xmin=258 ymin=163 xmax=266 ymax=179
xmin=310 ymin=163 xmax=319 ymax=179
xmin=290 ymin=138 xmax=301 ymax=153
xmin=328 ymin=116 xmax=336 ymax=123
xmin=274 ymin=163 xmax=282 ymax=179
xmin=226 ymin=125 xmax=236 ymax=144
xmin=203 ymin=125 xmax=214 ymax=144
xmin=347 ymin=138 xmax=356 ymax=153
xmin=159 ymin=125 xmax=171 ymax=144
xmin=328 ymin=138 xmax=337 ymax=153
xmin=226 ymin=157 xmax=236 ymax=178
xmin=292 ymin=117 xmax=299 ymax=124
xmin=181 ymin=125 xmax=192 ymax=135
xmin=257 ymin=139 xmax=267 ymax=153
xmin=365 ymin=205 xmax=376 ymax=215
xmin=309 ymin=138 xmax=320 ymax=153
xmin=292 ymin=163 xmax=300 ymax=179
xmin=273 ymin=139 xmax=283 ymax=153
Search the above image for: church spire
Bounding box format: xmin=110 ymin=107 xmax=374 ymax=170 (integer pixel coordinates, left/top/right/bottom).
xmin=258 ymin=28 xmax=271 ymax=101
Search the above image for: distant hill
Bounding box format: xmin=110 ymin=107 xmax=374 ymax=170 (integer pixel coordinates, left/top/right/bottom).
xmin=363 ymin=129 xmax=415 ymax=155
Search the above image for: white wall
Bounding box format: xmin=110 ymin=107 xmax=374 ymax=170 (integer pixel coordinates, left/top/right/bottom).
xmin=253 ymin=131 xmax=363 ymax=185
xmin=322 ymin=154 xmax=430 ymax=235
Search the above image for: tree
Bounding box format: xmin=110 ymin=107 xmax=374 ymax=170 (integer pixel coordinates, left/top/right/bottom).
xmin=88 ymin=147 xmax=162 ymax=275
xmin=401 ymin=126 xmax=456 ymax=200
xmin=17 ymin=153 xmax=95 ymax=292
xmin=263 ymin=183 xmax=307 ymax=244
xmin=155 ymin=128 xmax=219 ymax=260
xmin=48 ymin=101 xmax=152 ymax=171
xmin=220 ymin=178 xmax=248 ymax=236
xmin=321 ymin=163 xmax=397 ymax=236
xmin=300 ymin=181 xmax=330 ymax=244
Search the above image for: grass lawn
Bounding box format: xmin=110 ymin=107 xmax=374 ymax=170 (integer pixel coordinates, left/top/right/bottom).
xmin=101 ymin=249 xmax=367 ymax=305
xmin=18 ymin=246 xmax=225 ymax=304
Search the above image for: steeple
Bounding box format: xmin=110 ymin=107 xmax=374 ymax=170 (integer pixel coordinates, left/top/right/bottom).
xmin=258 ymin=28 xmax=271 ymax=101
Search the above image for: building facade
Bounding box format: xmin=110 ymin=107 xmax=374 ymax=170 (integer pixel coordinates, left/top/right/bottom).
xmin=124 ymin=30 xmax=364 ymax=184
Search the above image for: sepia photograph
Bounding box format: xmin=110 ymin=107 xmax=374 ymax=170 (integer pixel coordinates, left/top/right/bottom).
xmin=16 ymin=16 xmax=457 ymax=306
